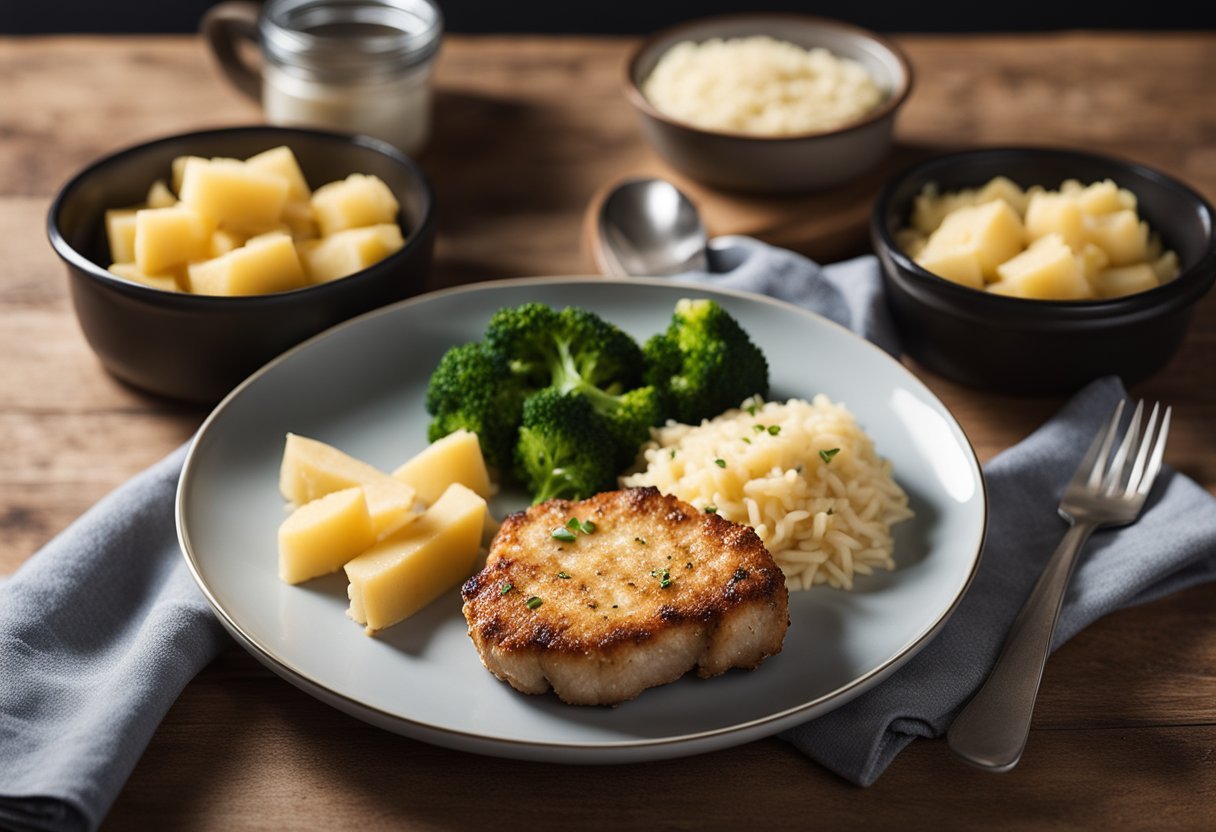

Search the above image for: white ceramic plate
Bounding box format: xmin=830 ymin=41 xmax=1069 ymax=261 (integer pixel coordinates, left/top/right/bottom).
xmin=178 ymin=277 xmax=986 ymax=763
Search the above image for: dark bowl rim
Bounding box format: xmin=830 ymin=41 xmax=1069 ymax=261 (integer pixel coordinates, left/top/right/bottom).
xmin=871 ymin=145 xmax=1216 ymax=316
xmin=46 ymin=124 xmax=436 ymax=307
xmin=621 ymin=12 xmax=914 ymax=144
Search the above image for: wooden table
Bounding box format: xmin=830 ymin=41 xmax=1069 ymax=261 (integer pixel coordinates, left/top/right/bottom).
xmin=3 ymin=32 xmax=1215 ymax=830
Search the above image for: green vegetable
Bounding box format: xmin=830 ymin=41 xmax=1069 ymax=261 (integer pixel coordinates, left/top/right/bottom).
xmin=500 ymin=582 xmax=513 ymax=594
xmin=557 ymin=571 xmax=570 ymax=579
xmin=551 ymin=526 xmax=577 ymax=542
xmin=486 ymin=303 xmax=663 ymax=473
xmin=819 ymin=448 xmax=840 ymax=464
xmin=714 ymin=458 xmax=726 ymax=468
xmin=768 ymin=425 xmax=781 ymax=436
xmin=526 ymin=596 xmax=543 ymax=610
xmin=643 ymin=299 xmax=769 ymax=425
xmin=705 ymin=505 xmax=718 ymax=514
xmin=424 ymin=342 xmax=525 ymax=471
xmin=515 ymin=389 xmax=617 ymax=504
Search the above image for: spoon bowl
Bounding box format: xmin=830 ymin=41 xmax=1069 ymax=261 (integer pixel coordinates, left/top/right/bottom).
xmin=596 ymin=177 xmax=709 ymax=277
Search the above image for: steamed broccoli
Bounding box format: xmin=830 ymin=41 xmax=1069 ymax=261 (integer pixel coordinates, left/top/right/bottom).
xmin=486 ymin=302 xmax=660 ymax=469
xmin=515 ymin=388 xmax=618 ymax=504
xmin=425 ymin=342 xmax=525 ymax=471
xmin=485 ymin=303 xmax=645 ymax=396
xmin=643 ymin=298 xmax=769 ymax=425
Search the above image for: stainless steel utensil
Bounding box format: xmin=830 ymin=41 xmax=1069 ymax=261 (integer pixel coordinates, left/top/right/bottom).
xmin=947 ymin=399 xmax=1171 ymax=772
xmin=595 ymin=177 xmax=709 ymax=277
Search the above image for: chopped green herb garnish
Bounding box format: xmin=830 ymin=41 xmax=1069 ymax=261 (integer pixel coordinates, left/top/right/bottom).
xmin=651 ymin=568 xmax=673 ymax=589
xmin=819 ymin=448 xmax=840 ymax=464
xmin=705 ymin=505 xmax=718 ymax=514
xmin=500 ymin=582 xmax=513 ymax=595
xmin=635 ymin=537 xmax=647 ymax=545
xmin=827 ymin=508 xmax=834 ymax=515
xmin=566 ymin=517 xmax=581 ymax=531
xmin=747 ymin=404 xmax=759 ymax=416
xmin=557 ymin=571 xmax=570 ymax=579
xmin=714 ymin=458 xmax=726 ymax=468
xmin=525 ymin=596 xmax=543 ymax=610
xmin=551 ymin=526 xmax=577 ymax=542
xmin=580 ymin=519 xmax=597 ymax=534
xmin=753 ymin=424 xmax=765 ymax=433
xmin=768 ymin=425 xmax=781 ymax=436
xmin=741 ymin=437 xmax=751 ymax=445
xmin=669 ymin=449 xmax=677 ymax=459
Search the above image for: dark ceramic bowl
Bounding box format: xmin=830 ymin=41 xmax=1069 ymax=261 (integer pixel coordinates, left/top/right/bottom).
xmin=872 ymin=147 xmax=1216 ymax=394
xmin=623 ymin=14 xmax=913 ymax=194
xmin=48 ymin=125 xmax=435 ymax=405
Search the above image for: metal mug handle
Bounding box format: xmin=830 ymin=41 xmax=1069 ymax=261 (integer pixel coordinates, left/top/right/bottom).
xmin=202 ymin=1 xmax=263 ymax=102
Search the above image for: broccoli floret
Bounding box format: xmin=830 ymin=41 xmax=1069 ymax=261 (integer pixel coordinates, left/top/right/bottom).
xmin=643 ymin=298 xmax=769 ymax=424
xmin=485 ymin=303 xmax=644 ymax=396
xmin=601 ymin=385 xmax=664 ymax=469
xmin=425 ymin=342 xmax=525 ymax=471
xmin=515 ymin=388 xmax=618 ymax=504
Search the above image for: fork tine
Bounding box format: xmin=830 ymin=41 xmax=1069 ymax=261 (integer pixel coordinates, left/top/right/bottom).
xmin=1103 ymin=399 xmax=1143 ymax=495
xmin=1124 ymin=402 xmax=1160 ymax=498
xmin=1137 ymin=405 xmax=1172 ymax=497
xmin=1084 ymin=399 xmax=1126 ymax=490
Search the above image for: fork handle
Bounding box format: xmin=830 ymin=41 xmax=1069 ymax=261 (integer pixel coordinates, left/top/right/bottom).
xmin=947 ymin=519 xmax=1098 ymax=772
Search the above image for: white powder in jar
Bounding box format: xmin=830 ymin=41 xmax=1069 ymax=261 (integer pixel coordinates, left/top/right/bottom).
xmin=642 ymin=36 xmax=885 ymax=136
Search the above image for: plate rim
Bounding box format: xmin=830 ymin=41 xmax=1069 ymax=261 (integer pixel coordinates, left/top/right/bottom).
xmin=176 ymin=275 xmax=989 ymax=758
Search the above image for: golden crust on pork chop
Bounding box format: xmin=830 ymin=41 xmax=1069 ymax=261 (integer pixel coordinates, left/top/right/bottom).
xmin=461 ymin=487 xmax=789 ymax=705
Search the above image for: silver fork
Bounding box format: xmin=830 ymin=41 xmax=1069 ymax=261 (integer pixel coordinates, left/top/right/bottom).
xmin=947 ymin=398 xmax=1171 ymax=772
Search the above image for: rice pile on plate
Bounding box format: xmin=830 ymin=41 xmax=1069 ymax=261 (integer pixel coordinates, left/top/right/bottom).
xmin=622 ymin=396 xmax=912 ymax=591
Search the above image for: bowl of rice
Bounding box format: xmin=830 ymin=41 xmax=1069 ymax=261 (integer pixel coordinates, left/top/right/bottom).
xmin=623 ymin=14 xmax=913 ymax=194
xmin=623 ymin=395 xmax=914 ymax=592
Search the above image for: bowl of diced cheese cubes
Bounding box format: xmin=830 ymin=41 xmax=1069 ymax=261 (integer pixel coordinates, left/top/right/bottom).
xmin=871 ymin=147 xmax=1216 ymax=393
xmin=48 ymin=125 xmax=435 ymax=404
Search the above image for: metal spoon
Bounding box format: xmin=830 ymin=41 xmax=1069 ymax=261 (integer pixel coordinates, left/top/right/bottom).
xmin=595 ymin=177 xmax=709 ymax=278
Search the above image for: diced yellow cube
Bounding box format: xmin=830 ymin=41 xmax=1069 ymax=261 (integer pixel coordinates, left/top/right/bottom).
xmin=278 ymin=487 xmax=376 ymax=584
xmin=107 ymin=262 xmax=180 ymax=292
xmin=393 ymin=429 xmax=493 ymax=506
xmin=105 ymin=209 xmax=138 ymax=263
xmin=977 ymin=176 xmax=1029 ymax=215
xmin=279 ymin=433 xmax=419 ymax=538
xmin=134 ymin=205 xmax=212 ymax=275
xmin=187 ymin=233 xmax=306 ymax=296
xmin=1076 ymin=179 xmax=1122 ymax=215
xmin=345 ymin=484 xmax=487 ymax=634
xmin=245 ymin=146 xmax=312 ymax=202
xmin=915 ymin=245 xmax=984 ymax=290
xmin=310 ymin=173 xmax=399 ymax=236
xmin=1152 ymin=250 xmax=1180 ymax=282
xmin=995 ymin=234 xmax=1092 ymax=300
xmin=299 ymin=223 xmax=405 ymax=284
xmin=281 ymin=201 xmax=320 ymax=241
xmin=1077 ymin=243 xmax=1111 ymax=293
xmin=171 ymin=155 xmax=207 ymax=194
xmin=1096 ymin=264 xmax=1159 ymax=298
xmin=1024 ymin=191 xmax=1085 ymax=252
xmin=1084 ymin=209 xmax=1149 ymax=266
xmin=179 ymin=158 xmax=289 ymax=228
xmin=146 ymin=179 xmax=176 ymax=209
xmin=922 ymin=199 xmax=1025 ymax=281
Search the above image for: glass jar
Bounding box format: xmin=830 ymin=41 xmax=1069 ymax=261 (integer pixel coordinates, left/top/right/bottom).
xmin=204 ymin=0 xmax=443 ymax=156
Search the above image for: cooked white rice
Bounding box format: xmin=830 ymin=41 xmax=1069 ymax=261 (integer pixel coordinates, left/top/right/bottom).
xmin=621 ymin=396 xmax=912 ymax=591
xmin=641 ymin=36 xmax=884 ymax=136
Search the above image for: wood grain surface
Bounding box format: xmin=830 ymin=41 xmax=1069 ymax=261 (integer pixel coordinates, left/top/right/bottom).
xmin=1 ymin=33 xmax=1214 ymax=831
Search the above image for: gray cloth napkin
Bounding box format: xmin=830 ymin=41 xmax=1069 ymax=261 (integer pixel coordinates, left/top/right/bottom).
xmin=2 ymin=238 xmax=1214 ymax=831
xmin=682 ymin=236 xmax=1216 ymax=786
xmin=0 ymin=446 xmax=229 ymax=832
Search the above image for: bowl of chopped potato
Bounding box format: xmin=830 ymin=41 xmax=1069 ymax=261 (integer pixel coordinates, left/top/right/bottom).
xmin=872 ymin=147 xmax=1216 ymax=393
xmin=48 ymin=125 xmax=435 ymax=404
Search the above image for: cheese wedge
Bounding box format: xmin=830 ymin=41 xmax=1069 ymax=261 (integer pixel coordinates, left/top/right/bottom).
xmin=278 ymin=487 xmax=375 ymax=584
xmin=392 ymin=429 xmax=492 ymax=505
xmin=345 ymin=483 xmax=486 ymax=634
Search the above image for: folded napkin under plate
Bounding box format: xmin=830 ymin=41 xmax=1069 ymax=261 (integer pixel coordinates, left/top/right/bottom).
xmin=3 ymin=238 xmax=1214 ymax=831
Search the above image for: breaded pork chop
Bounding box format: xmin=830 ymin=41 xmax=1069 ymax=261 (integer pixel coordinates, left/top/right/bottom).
xmin=461 ymin=487 xmax=789 ymax=705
